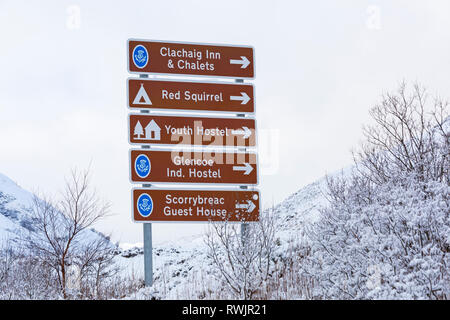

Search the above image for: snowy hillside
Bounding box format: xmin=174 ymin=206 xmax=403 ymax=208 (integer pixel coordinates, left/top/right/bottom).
xmin=0 ymin=173 xmax=113 ymax=248
xmin=0 ymin=173 xmax=41 ymax=246
xmin=0 ymin=170 xmax=334 ymax=299
xmin=271 ymin=177 xmax=327 ymax=245
xmin=118 ymin=177 xmax=330 ymax=299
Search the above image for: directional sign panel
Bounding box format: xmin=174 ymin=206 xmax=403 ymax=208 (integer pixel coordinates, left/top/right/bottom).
xmin=128 ymin=39 xmax=254 ymax=78
xmin=128 ymin=78 xmax=254 ymax=113
xmin=133 ymin=188 xmax=260 ymax=222
xmin=129 ymin=114 xmax=256 ymax=147
xmin=130 ymin=150 xmax=257 ymax=185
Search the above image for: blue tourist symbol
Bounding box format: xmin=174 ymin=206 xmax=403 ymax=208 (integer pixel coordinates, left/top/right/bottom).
xmin=133 ymin=44 xmax=148 ymax=69
xmin=135 ymin=154 xmax=151 ymax=178
xmin=137 ymin=193 xmax=153 ymax=217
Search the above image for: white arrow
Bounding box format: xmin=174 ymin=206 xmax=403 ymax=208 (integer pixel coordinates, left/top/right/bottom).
xmin=229 ymin=56 xmax=250 ymax=69
xmin=231 ymin=126 xmax=252 ymax=139
xmin=232 ymin=163 xmax=253 ymax=175
xmin=230 ymin=92 xmax=250 ymax=105
xmin=236 ymin=200 xmax=256 ymax=213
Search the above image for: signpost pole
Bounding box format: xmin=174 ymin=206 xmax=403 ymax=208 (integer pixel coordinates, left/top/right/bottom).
xmin=240 ymin=185 xmax=249 ymax=245
xmin=235 ymin=78 xmax=250 ymax=245
xmin=139 ymin=74 xmax=153 ymax=287
xmin=143 ymin=223 xmax=153 ymax=286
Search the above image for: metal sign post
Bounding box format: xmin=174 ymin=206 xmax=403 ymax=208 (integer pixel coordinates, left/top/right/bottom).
xmin=139 ymin=74 xmax=153 ymax=287
xmin=235 ymin=78 xmax=250 ymax=245
xmin=127 ymin=39 xmax=259 ymax=287
xmin=143 ymin=222 xmax=153 ymax=286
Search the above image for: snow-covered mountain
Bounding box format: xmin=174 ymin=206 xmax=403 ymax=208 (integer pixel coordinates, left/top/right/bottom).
xmin=0 ymin=173 xmax=41 ymax=246
xmin=0 ymin=172 xmax=114 ymax=248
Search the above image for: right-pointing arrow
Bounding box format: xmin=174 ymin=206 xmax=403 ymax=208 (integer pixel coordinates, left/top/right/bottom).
xmin=229 ymin=56 xmax=250 ymax=69
xmin=232 ymin=163 xmax=253 ymax=175
xmin=230 ymin=92 xmax=250 ymax=105
xmin=246 ymin=200 xmax=256 ymax=213
xmin=236 ymin=200 xmax=256 ymax=213
xmin=231 ymin=126 xmax=252 ymax=139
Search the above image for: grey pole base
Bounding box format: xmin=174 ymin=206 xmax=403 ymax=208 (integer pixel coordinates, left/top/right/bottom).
xmin=143 ymin=223 xmax=153 ymax=287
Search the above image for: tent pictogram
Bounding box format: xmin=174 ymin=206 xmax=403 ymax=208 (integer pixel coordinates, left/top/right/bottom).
xmin=133 ymin=83 xmax=152 ymax=105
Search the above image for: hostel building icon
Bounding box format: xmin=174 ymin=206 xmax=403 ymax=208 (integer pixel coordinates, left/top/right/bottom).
xmin=144 ymin=120 xmax=161 ymax=140
xmin=134 ymin=119 xmax=161 ymax=141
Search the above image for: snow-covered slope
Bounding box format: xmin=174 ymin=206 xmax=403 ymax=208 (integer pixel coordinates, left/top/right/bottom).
xmin=118 ymin=176 xmax=331 ymax=299
xmin=0 ymin=172 xmax=114 ymax=248
xmin=0 ymin=170 xmax=331 ymax=299
xmin=0 ymin=173 xmax=40 ymax=245
xmin=272 ymin=177 xmax=327 ymax=245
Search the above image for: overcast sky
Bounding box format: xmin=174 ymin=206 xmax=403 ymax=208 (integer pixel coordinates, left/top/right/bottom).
xmin=1 ymin=0 xmax=449 ymax=245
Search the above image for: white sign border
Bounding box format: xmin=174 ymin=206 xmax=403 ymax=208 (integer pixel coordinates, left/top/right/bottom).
xmin=131 ymin=186 xmax=261 ymax=224
xmin=127 ymin=112 xmax=258 ymax=149
xmin=127 ymin=38 xmax=256 ymax=80
xmin=128 ymin=148 xmax=259 ymax=186
xmin=126 ymin=77 xmax=256 ymax=114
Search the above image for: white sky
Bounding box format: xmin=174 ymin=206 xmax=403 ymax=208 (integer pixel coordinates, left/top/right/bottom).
xmin=1 ymin=0 xmax=449 ymax=244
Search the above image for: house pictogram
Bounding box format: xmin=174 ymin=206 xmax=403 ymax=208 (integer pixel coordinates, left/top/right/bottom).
xmin=144 ymin=120 xmax=161 ymax=140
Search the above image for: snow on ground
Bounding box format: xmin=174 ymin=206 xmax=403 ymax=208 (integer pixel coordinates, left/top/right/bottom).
xmin=0 ymin=170 xmax=335 ymax=299
xmin=115 ymin=176 xmax=333 ymax=299
xmin=115 ymin=233 xmax=213 ymax=299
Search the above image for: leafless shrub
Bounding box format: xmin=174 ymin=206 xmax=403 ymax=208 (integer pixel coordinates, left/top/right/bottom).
xmin=356 ymin=82 xmax=449 ymax=184
xmin=72 ymin=235 xmax=121 ymax=299
xmin=205 ymin=211 xmax=276 ymax=299
xmin=26 ymin=168 xmax=112 ymax=299
xmin=0 ymin=240 xmax=58 ymax=299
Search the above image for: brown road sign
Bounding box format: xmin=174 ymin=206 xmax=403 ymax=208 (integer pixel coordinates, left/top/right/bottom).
xmin=132 ymin=188 xmax=260 ymax=222
xmin=129 ymin=114 xmax=256 ymax=148
xmin=130 ymin=150 xmax=258 ymax=185
xmin=128 ymin=39 xmax=254 ymax=78
xmin=128 ymin=78 xmax=254 ymax=113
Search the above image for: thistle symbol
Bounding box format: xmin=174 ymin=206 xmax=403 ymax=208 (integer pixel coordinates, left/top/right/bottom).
xmin=135 ymin=49 xmax=147 ymax=64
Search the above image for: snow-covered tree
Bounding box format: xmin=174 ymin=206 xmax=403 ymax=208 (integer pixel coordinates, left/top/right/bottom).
xmin=303 ymin=82 xmax=449 ymax=299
